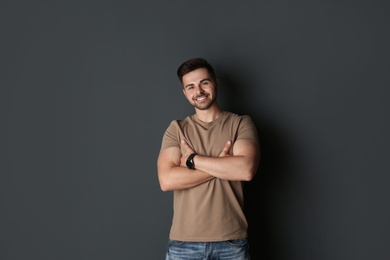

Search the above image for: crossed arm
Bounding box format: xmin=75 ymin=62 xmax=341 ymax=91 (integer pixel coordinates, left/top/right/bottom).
xmin=157 ymin=139 xmax=260 ymax=191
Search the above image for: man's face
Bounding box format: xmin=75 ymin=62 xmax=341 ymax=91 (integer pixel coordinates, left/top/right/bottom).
xmin=182 ymin=68 xmax=218 ymax=111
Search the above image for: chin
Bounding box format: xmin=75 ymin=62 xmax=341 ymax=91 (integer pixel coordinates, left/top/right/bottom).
xmin=194 ymin=103 xmax=213 ymax=110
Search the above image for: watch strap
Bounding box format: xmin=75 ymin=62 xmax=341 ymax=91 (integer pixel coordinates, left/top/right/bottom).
xmin=186 ymin=153 xmax=196 ymax=170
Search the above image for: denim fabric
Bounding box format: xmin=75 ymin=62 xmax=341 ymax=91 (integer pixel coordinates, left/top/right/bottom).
xmin=166 ymin=239 xmax=250 ymax=260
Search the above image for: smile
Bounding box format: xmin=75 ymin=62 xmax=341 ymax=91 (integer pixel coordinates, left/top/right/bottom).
xmin=195 ymin=95 xmax=208 ymax=101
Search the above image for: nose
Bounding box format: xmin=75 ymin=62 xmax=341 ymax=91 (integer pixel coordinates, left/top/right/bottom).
xmin=195 ymin=84 xmax=204 ymax=94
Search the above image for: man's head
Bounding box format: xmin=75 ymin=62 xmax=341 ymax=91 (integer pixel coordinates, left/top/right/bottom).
xmin=177 ymin=58 xmax=217 ymax=84
xmin=179 ymin=58 xmax=220 ymax=111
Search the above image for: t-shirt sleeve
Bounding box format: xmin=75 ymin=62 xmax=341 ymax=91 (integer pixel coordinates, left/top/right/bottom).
xmin=160 ymin=120 xmax=181 ymax=151
xmin=236 ymin=116 xmax=259 ymax=144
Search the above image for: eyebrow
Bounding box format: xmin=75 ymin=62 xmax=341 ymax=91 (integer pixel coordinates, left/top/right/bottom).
xmin=200 ymin=78 xmax=211 ymax=83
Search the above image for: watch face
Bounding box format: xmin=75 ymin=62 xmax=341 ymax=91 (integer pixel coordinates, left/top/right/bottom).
xmin=186 ymin=160 xmax=192 ymax=169
xmin=186 ymin=154 xmax=196 ymax=169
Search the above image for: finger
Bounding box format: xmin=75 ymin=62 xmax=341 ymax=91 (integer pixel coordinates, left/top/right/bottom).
xmin=181 ymin=139 xmax=194 ymax=153
xmin=219 ymin=140 xmax=232 ymax=157
xmin=181 ymin=139 xmax=189 ymax=149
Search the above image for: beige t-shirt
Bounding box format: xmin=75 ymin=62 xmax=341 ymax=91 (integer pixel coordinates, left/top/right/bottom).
xmin=161 ymin=111 xmax=259 ymax=242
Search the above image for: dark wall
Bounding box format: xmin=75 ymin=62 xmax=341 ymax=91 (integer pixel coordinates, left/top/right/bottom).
xmin=1 ymin=1 xmax=389 ymax=259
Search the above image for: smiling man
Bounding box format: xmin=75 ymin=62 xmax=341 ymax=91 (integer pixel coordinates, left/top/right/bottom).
xmin=157 ymin=58 xmax=260 ymax=260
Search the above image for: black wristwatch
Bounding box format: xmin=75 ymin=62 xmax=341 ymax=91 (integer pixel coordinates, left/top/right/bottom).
xmin=186 ymin=153 xmax=196 ymax=170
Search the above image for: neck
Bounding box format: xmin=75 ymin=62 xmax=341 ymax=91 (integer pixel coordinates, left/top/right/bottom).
xmin=194 ymin=104 xmax=222 ymax=123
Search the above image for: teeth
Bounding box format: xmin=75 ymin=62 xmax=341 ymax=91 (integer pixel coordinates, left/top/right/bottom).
xmin=196 ymin=96 xmax=206 ymax=101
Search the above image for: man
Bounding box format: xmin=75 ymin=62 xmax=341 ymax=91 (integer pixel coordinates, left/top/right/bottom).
xmin=157 ymin=58 xmax=260 ymax=260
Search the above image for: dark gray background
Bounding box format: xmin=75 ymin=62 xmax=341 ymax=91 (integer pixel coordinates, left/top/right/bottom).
xmin=1 ymin=0 xmax=389 ymax=259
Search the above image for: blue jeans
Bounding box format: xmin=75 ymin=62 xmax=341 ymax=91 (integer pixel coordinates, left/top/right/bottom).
xmin=166 ymin=239 xmax=250 ymax=260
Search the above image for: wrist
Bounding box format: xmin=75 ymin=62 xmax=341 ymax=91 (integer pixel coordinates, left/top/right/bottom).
xmin=186 ymin=153 xmax=196 ymax=170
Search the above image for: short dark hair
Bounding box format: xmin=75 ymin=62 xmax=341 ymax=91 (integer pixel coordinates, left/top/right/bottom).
xmin=177 ymin=58 xmax=217 ymax=83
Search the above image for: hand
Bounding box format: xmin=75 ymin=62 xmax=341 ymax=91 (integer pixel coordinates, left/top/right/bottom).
xmin=180 ymin=140 xmax=233 ymax=167
xmin=218 ymin=140 xmax=232 ymax=157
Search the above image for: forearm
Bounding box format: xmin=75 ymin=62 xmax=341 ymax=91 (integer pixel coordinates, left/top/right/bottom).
xmin=194 ymin=155 xmax=257 ymax=181
xmin=158 ymin=165 xmax=214 ymax=191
